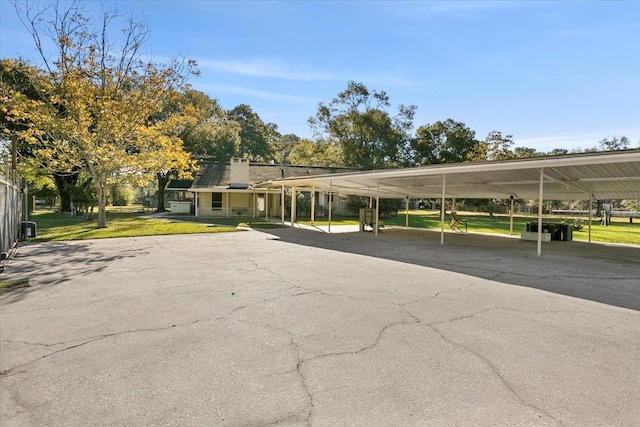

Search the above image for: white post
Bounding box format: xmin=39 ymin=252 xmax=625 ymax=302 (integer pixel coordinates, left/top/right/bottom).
xmin=265 ymin=191 xmax=269 ymax=221
xmin=328 ymin=182 xmax=333 ymax=233
xmin=291 ymin=186 xmax=296 ymax=226
xmin=537 ymin=168 xmax=544 ymax=257
xmin=281 ymin=185 xmax=285 ymax=225
xmin=405 ymin=196 xmax=409 ymax=228
xmin=225 ymin=192 xmax=229 ymax=217
xmin=588 ymin=194 xmax=593 ymax=243
xmin=441 ymin=174 xmax=446 ymax=245
xmin=194 ymin=191 xmax=198 ymax=217
xmin=311 ymin=187 xmax=315 ymax=225
xmin=509 ymin=196 xmax=514 ymax=236
xmin=375 ymin=184 xmax=380 ymax=237
xmin=252 ymin=191 xmax=256 ymax=218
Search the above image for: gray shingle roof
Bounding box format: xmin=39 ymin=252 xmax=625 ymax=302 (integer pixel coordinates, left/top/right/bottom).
xmin=191 ymin=161 xmax=355 ymax=189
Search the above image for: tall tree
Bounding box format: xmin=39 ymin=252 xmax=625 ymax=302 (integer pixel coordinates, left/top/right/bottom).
xmin=271 ymin=133 xmax=300 ymax=164
xmin=289 ymin=139 xmax=343 ymax=167
xmin=175 ymin=90 xmax=241 ymax=160
xmin=598 ymin=136 xmax=631 ymax=151
xmin=0 ymin=58 xmax=80 ymax=211
xmin=410 ymin=119 xmax=480 ymax=165
xmin=484 ymin=130 xmax=517 ymax=161
xmin=227 ymin=104 xmax=275 ymax=162
xmin=6 ymin=1 xmax=196 ymax=227
xmin=309 ymin=81 xmax=415 ymax=169
xmin=148 ymin=98 xmax=198 ymax=212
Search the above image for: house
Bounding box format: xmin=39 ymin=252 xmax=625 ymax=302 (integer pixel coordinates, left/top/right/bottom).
xmin=187 ymin=158 xmax=354 ymax=218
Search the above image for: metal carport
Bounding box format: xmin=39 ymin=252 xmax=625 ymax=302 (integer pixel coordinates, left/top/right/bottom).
xmin=255 ymin=149 xmax=640 ymax=256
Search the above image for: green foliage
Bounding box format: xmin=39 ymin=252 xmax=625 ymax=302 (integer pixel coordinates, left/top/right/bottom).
xmin=110 ymin=184 xmax=135 ymax=206
xmin=411 ymin=119 xmax=480 ymax=165
xmin=227 ymin=104 xmax=277 ymax=162
xmin=289 ymin=139 xmax=343 ymax=166
xmin=309 ymin=81 xmax=415 ymax=169
xmin=344 ymin=195 xmax=402 ymax=218
xmin=598 ymin=136 xmax=630 ymax=151
xmin=4 ymin=2 xmax=196 ymax=228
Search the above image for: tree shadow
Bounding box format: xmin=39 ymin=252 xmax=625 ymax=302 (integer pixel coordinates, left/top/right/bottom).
xmin=0 ymin=240 xmax=145 ymax=305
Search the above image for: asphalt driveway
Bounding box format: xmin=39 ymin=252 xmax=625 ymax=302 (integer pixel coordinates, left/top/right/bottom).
xmin=1 ymin=227 xmax=639 ymax=426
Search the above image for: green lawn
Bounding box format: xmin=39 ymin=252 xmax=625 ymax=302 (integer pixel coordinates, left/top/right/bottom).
xmin=25 ymin=208 xmax=639 ymax=245
xmin=29 ymin=209 xmax=238 ymax=241
xmin=379 ymin=210 xmax=640 ymax=245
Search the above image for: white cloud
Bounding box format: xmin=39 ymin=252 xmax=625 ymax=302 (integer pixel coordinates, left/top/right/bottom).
xmin=518 ymin=130 xmax=640 ymax=152
xmin=192 ymin=82 xmax=318 ymax=104
xmin=197 ymin=58 xmax=411 ymax=86
xmin=198 ymin=58 xmax=335 ymax=81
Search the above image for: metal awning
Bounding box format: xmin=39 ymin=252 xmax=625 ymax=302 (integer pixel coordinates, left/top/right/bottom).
xmin=255 ymin=149 xmax=640 ymax=256
xmin=255 ymin=149 xmax=640 ymax=201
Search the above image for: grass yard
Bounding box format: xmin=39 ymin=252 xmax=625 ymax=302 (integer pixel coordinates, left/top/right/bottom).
xmin=24 ymin=207 xmax=639 ymax=245
xmin=380 ymin=210 xmax=640 ymax=245
xmin=30 ymin=208 xmax=238 ymax=241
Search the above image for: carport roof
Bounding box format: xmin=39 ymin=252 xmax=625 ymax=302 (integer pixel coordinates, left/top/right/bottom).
xmin=256 ymin=149 xmax=640 ymax=200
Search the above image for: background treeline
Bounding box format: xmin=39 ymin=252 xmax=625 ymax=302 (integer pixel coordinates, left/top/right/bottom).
xmin=1 ymin=1 xmax=637 ymax=226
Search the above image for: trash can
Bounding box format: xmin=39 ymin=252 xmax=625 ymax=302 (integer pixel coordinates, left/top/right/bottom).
xmin=556 ymin=224 xmax=573 ymax=241
xmin=21 ymin=221 xmax=37 ymax=239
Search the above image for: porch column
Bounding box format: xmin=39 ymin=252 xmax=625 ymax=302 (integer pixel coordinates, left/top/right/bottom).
xmin=537 ymin=168 xmax=544 ymax=257
xmin=225 ymin=193 xmax=229 ymax=217
xmin=291 ymin=186 xmax=296 ymax=226
xmin=194 ymin=191 xmax=198 ymax=217
xmin=311 ymin=187 xmax=315 ymax=225
xmin=265 ymin=191 xmax=269 ymax=221
xmin=281 ymin=185 xmax=285 ymax=225
xmin=440 ymin=174 xmax=446 ymax=245
xmin=375 ymin=184 xmax=380 ymax=237
xmin=252 ymin=191 xmax=256 ymax=218
xmin=328 ymin=182 xmax=333 ymax=233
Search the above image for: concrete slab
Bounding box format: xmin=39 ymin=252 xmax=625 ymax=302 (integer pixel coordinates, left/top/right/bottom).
xmin=1 ymin=228 xmax=639 ymax=426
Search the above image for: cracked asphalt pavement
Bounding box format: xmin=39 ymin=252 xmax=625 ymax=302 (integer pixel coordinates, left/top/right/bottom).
xmin=1 ymin=227 xmax=639 ymax=426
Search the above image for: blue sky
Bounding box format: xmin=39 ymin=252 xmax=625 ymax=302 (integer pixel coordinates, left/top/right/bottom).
xmin=2 ymin=0 xmax=639 ymax=152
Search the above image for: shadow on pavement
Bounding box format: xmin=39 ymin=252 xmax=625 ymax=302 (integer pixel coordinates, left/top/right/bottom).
xmin=255 ymin=226 xmax=640 ymax=311
xmin=0 ymin=240 xmax=146 ymax=305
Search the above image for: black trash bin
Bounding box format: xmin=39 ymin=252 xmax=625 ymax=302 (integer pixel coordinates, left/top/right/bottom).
xmin=21 ymin=221 xmax=37 ymax=239
xmin=555 ymin=224 xmax=573 ymax=241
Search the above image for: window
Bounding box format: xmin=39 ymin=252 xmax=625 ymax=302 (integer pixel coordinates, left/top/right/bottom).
xmin=212 ymin=192 xmax=222 ymax=209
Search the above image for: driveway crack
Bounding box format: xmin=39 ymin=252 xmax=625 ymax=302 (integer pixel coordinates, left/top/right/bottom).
xmin=427 ymin=322 xmax=565 ymax=426
xmin=0 ymin=320 xmax=200 ymax=377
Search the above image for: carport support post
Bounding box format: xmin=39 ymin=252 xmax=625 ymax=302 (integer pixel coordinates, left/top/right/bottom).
xmin=509 ymin=196 xmax=514 ymax=235
xmin=441 ymin=174 xmax=446 ymax=245
xmin=405 ymin=196 xmax=409 ymax=227
xmin=537 ymin=168 xmax=544 ymax=257
xmin=589 ymin=194 xmax=593 ymax=243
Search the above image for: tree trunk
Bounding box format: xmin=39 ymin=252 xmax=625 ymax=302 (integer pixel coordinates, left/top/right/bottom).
xmin=96 ymin=180 xmax=108 ymax=228
xmin=53 ymin=172 xmax=79 ymax=213
xmin=156 ymin=172 xmax=170 ymax=212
